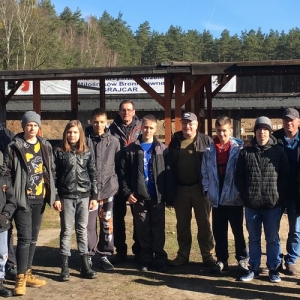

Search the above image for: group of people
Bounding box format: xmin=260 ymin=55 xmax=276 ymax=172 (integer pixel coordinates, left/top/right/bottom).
xmin=0 ymin=101 xmax=300 ymax=297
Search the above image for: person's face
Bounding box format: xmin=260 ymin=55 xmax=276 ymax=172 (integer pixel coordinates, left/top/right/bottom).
xmin=256 ymin=127 xmax=270 ymax=146
xmin=67 ymin=126 xmax=80 ymax=145
xmin=282 ymin=117 xmax=299 ymax=137
xmin=181 ymin=120 xmax=198 ymax=139
xmin=118 ymin=103 xmax=135 ymax=125
xmin=216 ymin=123 xmax=231 ymax=145
xmin=24 ymin=122 xmax=39 ymax=139
xmin=91 ymin=114 xmax=107 ymax=135
xmin=141 ymin=120 xmax=157 ymax=142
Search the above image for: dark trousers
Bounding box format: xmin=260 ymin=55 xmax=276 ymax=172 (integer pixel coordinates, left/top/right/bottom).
xmin=87 ymin=197 xmax=114 ymax=256
xmin=212 ymin=205 xmax=248 ymax=262
xmin=113 ymin=193 xmax=141 ymax=256
xmin=132 ymin=200 xmax=167 ymax=264
xmin=14 ymin=203 xmax=45 ymax=274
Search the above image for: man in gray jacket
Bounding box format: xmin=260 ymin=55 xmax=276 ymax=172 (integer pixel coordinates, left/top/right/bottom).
xmin=86 ymin=108 xmax=120 ymax=271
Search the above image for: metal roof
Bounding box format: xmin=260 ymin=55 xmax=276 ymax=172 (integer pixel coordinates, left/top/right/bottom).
xmin=2 ymin=59 xmax=300 ymax=81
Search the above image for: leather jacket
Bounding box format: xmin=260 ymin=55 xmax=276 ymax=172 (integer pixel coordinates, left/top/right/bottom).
xmin=53 ymin=144 xmax=98 ymax=200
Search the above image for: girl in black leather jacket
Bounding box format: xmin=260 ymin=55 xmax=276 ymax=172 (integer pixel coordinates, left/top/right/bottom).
xmin=53 ymin=120 xmax=98 ymax=281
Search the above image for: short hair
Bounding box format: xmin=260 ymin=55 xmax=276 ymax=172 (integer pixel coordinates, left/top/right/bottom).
xmin=215 ymin=115 xmax=232 ymax=127
xmin=119 ymin=100 xmax=135 ymax=111
xmin=62 ymin=120 xmax=87 ymax=153
xmin=91 ymin=108 xmax=107 ymax=118
xmin=142 ymin=114 xmax=157 ymax=125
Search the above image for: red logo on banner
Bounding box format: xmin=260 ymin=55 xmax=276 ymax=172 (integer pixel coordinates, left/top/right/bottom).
xmin=21 ymin=81 xmax=30 ymax=92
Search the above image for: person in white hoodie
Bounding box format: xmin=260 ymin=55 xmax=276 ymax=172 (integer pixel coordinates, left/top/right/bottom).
xmin=202 ymin=115 xmax=248 ymax=274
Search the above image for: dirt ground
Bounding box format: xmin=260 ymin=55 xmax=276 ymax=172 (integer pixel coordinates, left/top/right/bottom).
xmin=4 ymin=209 xmax=300 ymax=300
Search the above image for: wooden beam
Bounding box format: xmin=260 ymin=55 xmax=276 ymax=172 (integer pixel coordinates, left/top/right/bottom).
xmin=180 ymin=75 xmax=209 ymax=106
xmin=164 ymin=76 xmax=172 ymax=145
xmin=205 ymin=77 xmax=213 ymax=137
xmin=4 ymin=80 xmax=24 ymax=105
xmin=132 ymin=76 xmax=165 ymax=107
xmin=174 ymin=76 xmax=183 ymax=132
xmin=211 ymin=74 xmax=234 ymax=98
xmin=71 ymin=79 xmax=78 ymax=120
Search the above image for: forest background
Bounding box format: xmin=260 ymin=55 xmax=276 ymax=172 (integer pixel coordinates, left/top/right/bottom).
xmin=1 ymin=0 xmax=300 ymax=72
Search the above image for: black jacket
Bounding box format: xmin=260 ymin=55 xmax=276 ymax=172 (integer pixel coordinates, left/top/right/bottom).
xmin=0 ymin=125 xmax=14 ymax=165
xmin=165 ymin=131 xmax=213 ymax=206
xmin=120 ymin=136 xmax=167 ymax=204
xmin=1 ymin=133 xmax=56 ymax=209
xmin=109 ymin=114 xmax=141 ymax=149
xmin=53 ymin=144 xmax=98 ymax=200
xmin=272 ymin=128 xmax=300 ymax=200
xmin=234 ymin=136 xmax=289 ymax=209
xmin=0 ymin=176 xmax=16 ymax=232
xmin=86 ymin=127 xmax=120 ymax=200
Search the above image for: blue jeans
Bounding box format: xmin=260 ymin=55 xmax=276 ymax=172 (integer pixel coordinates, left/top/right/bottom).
xmin=284 ymin=202 xmax=300 ymax=264
xmin=59 ymin=197 xmax=89 ymax=256
xmin=0 ymin=230 xmax=8 ymax=279
xmin=245 ymin=206 xmax=281 ymax=270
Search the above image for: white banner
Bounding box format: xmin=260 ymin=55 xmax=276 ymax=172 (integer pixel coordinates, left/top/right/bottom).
xmin=7 ymin=76 xmax=236 ymax=95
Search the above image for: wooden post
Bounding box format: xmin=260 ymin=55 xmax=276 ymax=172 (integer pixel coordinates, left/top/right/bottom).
xmin=174 ymin=76 xmax=182 ymax=132
xmin=100 ymin=79 xmax=105 ymax=109
xmin=33 ymin=80 xmax=41 ymax=114
xmin=71 ymin=79 xmax=78 ymax=120
xmin=205 ymin=77 xmax=213 ymax=137
xmin=33 ymin=80 xmax=42 ymax=136
xmin=0 ymin=81 xmax=6 ymax=126
xmin=199 ymin=85 xmax=205 ymax=133
xmin=232 ymin=110 xmax=241 ymax=139
xmin=184 ymin=78 xmax=192 ymax=112
xmin=164 ymin=76 xmax=172 ymax=145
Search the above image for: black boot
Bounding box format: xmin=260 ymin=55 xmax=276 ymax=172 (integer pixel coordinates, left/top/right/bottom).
xmin=0 ymin=279 xmax=13 ymax=297
xmin=80 ymin=255 xmax=97 ymax=279
xmin=60 ymin=255 xmax=70 ymax=281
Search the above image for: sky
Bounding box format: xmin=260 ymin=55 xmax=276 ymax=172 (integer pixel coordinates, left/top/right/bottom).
xmin=50 ymin=0 xmax=299 ymax=37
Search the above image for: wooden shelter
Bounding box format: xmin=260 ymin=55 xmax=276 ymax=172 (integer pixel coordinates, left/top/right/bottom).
xmin=1 ymin=59 xmax=300 ymax=144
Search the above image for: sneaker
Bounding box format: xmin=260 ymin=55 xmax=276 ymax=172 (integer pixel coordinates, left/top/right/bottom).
xmin=100 ymin=257 xmax=114 ymax=271
xmin=238 ymin=259 xmax=249 ymax=271
xmin=210 ymin=261 xmax=228 ymax=274
xmin=240 ymin=269 xmax=259 ymax=282
xmin=109 ymin=253 xmax=127 ymax=264
xmin=285 ymin=263 xmax=297 ymax=276
xmin=269 ymin=269 xmax=281 ymax=283
xmin=168 ymin=256 xmax=188 ymax=266
xmin=25 ymin=269 xmax=46 ymax=287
